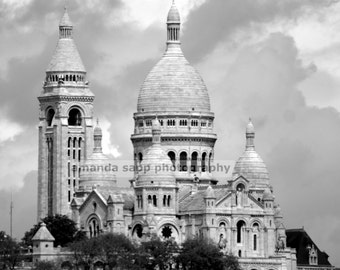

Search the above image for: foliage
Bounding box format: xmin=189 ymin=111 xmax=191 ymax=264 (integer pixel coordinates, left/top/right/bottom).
xmin=70 ymin=233 xmax=240 ymax=270
xmin=32 ymin=260 xmax=59 ymax=270
xmin=137 ymin=237 xmax=179 ymax=270
xmin=22 ymin=214 xmax=80 ymax=247
xmin=177 ymin=237 xmax=240 ymax=270
xmin=71 ymin=233 xmax=137 ymax=270
xmin=0 ymin=231 xmax=24 ymax=270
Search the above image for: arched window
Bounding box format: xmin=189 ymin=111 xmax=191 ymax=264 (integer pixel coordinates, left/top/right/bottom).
xmin=179 ymin=152 xmax=188 ymax=172
xmin=191 ymin=152 xmax=198 ymax=172
xmin=68 ymin=108 xmax=82 ymax=126
xmin=201 ymin=152 xmax=207 ymax=172
xmin=153 ymin=195 xmax=157 ymax=207
xmin=208 ymin=152 xmax=212 ymax=173
xmin=237 ymin=220 xmax=245 ymax=243
xmin=253 ymin=234 xmax=257 ymax=251
xmin=46 ymin=109 xmax=55 ymax=126
xmin=148 ymin=195 xmax=152 ymax=204
xmin=236 ymin=183 xmax=245 ymax=191
xmin=138 ymin=153 xmax=143 ymax=164
xmin=163 ymin=195 xmax=167 ymax=207
xmin=88 ymin=218 xmax=100 ymax=238
xmin=168 ymin=151 xmax=176 ymax=169
xmin=133 ymin=224 xmax=143 ymax=238
xmin=167 ymin=195 xmax=171 ymax=207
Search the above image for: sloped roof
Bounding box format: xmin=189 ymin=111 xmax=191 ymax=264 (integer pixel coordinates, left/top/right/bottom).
xmin=32 ymin=222 xmax=55 ymax=242
xmin=47 ymin=38 xmax=86 ymax=72
xmin=286 ymin=228 xmax=333 ymax=266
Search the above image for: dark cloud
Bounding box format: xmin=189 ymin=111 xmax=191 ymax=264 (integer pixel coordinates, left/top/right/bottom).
xmin=182 ymin=0 xmax=336 ymax=62
xmin=207 ymin=32 xmax=340 ymax=265
xmin=1 ymin=0 xmax=340 ymax=266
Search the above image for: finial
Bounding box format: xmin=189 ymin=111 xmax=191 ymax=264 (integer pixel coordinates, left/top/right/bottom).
xmin=96 ymin=118 xmax=99 ymax=126
xmin=245 ymin=118 xmax=255 ymax=150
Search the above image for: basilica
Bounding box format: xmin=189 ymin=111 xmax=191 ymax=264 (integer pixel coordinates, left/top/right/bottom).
xmin=36 ymin=2 xmax=300 ymax=270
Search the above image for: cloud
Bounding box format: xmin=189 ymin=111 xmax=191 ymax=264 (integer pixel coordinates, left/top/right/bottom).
xmin=182 ymin=0 xmax=336 ymax=62
xmin=198 ymin=31 xmax=340 ymax=265
xmin=1 ymin=0 xmax=340 ymax=266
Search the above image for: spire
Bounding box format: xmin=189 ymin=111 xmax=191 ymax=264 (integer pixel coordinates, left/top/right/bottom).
xmin=246 ymin=118 xmax=255 ymax=150
xmin=46 ymin=7 xmax=86 ymax=73
xmin=93 ymin=119 xmax=103 ymax=153
xmin=152 ymin=117 xmax=161 ymax=145
xmin=167 ymin=0 xmax=181 ymax=45
xmin=59 ymin=6 xmax=73 ymax=39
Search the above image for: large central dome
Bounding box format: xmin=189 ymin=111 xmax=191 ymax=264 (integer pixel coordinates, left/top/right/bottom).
xmin=137 ymin=2 xmax=211 ymax=113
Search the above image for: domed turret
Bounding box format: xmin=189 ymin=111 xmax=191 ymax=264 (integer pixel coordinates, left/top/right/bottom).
xmin=233 ymin=119 xmax=269 ymax=188
xmin=204 ymin=185 xmax=216 ymax=199
xmin=137 ymin=1 xmax=210 ymax=113
xmin=79 ymin=120 xmax=116 ymax=189
xmin=132 ymin=2 xmax=217 ymax=186
xmin=137 ymin=119 xmax=176 ymax=186
xmin=167 ymin=0 xmax=180 ymax=22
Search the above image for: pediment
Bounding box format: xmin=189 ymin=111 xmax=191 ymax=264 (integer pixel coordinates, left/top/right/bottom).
xmin=79 ymin=189 xmax=107 ymax=213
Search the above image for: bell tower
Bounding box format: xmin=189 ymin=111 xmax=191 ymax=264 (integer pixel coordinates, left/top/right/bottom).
xmin=37 ymin=7 xmax=95 ymax=220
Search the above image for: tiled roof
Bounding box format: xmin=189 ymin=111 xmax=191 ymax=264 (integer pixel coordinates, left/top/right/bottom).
xmin=137 ymin=45 xmax=210 ymax=113
xmin=286 ymin=229 xmax=333 ymax=266
xmin=32 ymin=223 xmax=55 ymax=241
xmin=96 ymin=186 xmax=135 ymax=211
xmin=47 ymin=38 xmax=86 ymax=72
xmin=167 ymin=1 xmax=180 ymax=22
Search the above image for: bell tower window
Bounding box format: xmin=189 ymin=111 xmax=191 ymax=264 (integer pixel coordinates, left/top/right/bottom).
xmin=168 ymin=151 xmax=176 ymax=169
xmin=46 ymin=109 xmax=55 ymax=126
xmin=191 ymin=152 xmax=198 ymax=172
xmin=68 ymin=108 xmax=82 ymax=126
xmin=179 ymin=152 xmax=188 ymax=172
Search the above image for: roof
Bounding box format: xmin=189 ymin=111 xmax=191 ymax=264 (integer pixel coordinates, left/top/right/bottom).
xmin=286 ymin=228 xmax=333 ymax=266
xmin=179 ymin=186 xmax=230 ymax=212
xmin=167 ymin=1 xmax=180 ymax=22
xmin=59 ymin=8 xmax=72 ymax=27
xmin=232 ymin=120 xmax=269 ymax=187
xmin=47 ymin=38 xmax=86 ymax=72
xmin=137 ymin=46 xmax=210 ymax=113
xmin=32 ymin=222 xmax=55 ymax=242
xmin=47 ymin=9 xmax=86 ymax=73
xmin=96 ymin=186 xmax=135 ymax=211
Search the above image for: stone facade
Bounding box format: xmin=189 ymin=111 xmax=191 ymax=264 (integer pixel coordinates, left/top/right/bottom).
xmin=36 ymin=3 xmax=307 ymax=270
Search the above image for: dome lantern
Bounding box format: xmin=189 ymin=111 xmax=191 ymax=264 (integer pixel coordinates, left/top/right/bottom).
xmin=167 ymin=0 xmax=181 ymax=45
xmin=232 ymin=118 xmax=270 ymax=187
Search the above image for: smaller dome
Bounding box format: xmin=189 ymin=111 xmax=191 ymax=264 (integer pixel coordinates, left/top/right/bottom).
xmin=204 ymin=185 xmax=216 ymax=199
xmin=152 ymin=117 xmax=161 ymax=131
xmin=233 ymin=119 xmax=269 ymax=187
xmin=274 ymin=205 xmax=283 ymax=218
xmin=263 ymin=189 xmax=274 ymax=201
xmin=167 ymin=1 xmax=180 ymax=22
xmin=94 ymin=119 xmax=102 ymax=136
xmin=137 ymin=123 xmax=175 ymax=186
xmin=59 ymin=8 xmax=72 ymax=27
xmin=246 ymin=118 xmax=255 ymax=134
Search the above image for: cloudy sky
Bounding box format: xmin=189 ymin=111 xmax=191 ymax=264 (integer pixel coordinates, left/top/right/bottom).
xmin=1 ymin=0 xmax=340 ymax=265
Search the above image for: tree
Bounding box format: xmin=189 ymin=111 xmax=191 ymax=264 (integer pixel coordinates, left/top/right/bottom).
xmin=0 ymin=231 xmax=23 ymax=270
xmin=137 ymin=237 xmax=179 ymax=270
xmin=71 ymin=236 xmax=102 ymax=270
xmin=177 ymin=237 xmax=241 ymax=270
xmin=71 ymin=233 xmax=138 ymax=270
xmin=32 ymin=260 xmax=59 ymax=270
xmin=22 ymin=214 xmax=81 ymax=247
